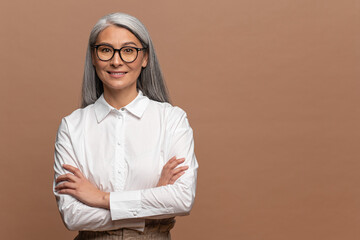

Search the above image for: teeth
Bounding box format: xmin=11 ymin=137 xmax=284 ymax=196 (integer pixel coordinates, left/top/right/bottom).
xmin=110 ymin=72 xmax=125 ymax=75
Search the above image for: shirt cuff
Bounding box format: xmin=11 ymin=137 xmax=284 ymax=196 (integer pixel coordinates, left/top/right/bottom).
xmin=110 ymin=191 xmax=142 ymax=220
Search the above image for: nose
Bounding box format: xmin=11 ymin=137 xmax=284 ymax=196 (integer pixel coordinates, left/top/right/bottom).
xmin=110 ymin=50 xmax=124 ymax=67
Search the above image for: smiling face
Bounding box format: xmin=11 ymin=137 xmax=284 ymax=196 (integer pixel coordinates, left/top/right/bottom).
xmin=92 ymin=25 xmax=148 ymax=95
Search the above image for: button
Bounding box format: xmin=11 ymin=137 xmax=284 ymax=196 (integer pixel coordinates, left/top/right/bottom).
xmin=120 ymin=108 xmax=125 ymax=111
xmin=117 ymin=115 xmax=122 ymax=119
xmin=133 ymin=212 xmax=137 ymax=216
xmin=117 ymin=142 xmax=121 ymax=146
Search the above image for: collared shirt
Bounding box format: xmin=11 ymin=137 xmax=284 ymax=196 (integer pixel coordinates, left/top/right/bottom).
xmin=53 ymin=90 xmax=198 ymax=232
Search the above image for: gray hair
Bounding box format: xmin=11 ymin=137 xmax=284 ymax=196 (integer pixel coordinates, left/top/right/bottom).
xmin=81 ymin=12 xmax=170 ymax=107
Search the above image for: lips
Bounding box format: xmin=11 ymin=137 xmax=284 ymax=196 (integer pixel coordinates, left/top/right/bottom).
xmin=107 ymin=71 xmax=127 ymax=78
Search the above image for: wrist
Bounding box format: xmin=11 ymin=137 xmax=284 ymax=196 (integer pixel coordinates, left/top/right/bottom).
xmin=156 ymin=180 xmax=165 ymax=187
xmin=100 ymin=192 xmax=110 ymax=210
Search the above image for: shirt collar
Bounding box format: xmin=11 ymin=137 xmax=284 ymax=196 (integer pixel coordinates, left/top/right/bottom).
xmin=94 ymin=90 xmax=150 ymax=123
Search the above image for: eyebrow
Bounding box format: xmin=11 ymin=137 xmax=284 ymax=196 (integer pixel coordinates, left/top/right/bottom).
xmin=95 ymin=41 xmax=138 ymax=47
xmin=122 ymin=41 xmax=138 ymax=46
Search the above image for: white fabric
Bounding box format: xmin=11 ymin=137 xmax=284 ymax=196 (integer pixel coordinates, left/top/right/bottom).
xmin=53 ymin=90 xmax=198 ymax=232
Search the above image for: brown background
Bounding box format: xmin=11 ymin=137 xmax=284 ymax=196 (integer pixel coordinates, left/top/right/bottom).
xmin=0 ymin=0 xmax=359 ymax=239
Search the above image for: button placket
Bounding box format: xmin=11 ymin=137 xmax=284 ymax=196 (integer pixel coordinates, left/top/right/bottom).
xmin=115 ymin=112 xmax=127 ymax=190
xmin=113 ymin=112 xmax=124 ymax=191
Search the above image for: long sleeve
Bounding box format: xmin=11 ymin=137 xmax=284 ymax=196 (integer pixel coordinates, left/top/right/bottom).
xmin=53 ymin=118 xmax=141 ymax=231
xmin=109 ymin=108 xmax=199 ymax=220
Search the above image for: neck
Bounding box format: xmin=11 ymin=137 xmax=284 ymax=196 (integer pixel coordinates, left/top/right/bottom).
xmin=103 ymin=85 xmax=138 ymax=110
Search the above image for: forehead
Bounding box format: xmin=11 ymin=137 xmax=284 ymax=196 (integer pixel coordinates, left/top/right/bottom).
xmin=96 ymin=25 xmax=142 ymax=46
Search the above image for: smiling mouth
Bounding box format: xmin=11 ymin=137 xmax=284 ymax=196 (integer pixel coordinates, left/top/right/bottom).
xmin=107 ymin=71 xmax=127 ymax=77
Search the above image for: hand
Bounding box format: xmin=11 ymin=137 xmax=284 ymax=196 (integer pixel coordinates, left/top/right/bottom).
xmin=156 ymin=157 xmax=189 ymax=187
xmin=55 ymin=164 xmax=109 ymax=209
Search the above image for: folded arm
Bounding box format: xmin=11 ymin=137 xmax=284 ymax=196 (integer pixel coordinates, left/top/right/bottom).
xmin=54 ymin=112 xmax=198 ymax=229
xmin=54 ymin=132 xmax=117 ymax=231
xmin=110 ymin=110 xmax=198 ymax=220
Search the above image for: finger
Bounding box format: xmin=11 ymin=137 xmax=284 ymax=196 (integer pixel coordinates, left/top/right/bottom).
xmin=57 ymin=188 xmax=77 ymax=196
xmin=56 ymin=173 xmax=77 ymax=184
xmin=175 ymin=158 xmax=185 ymax=165
xmin=165 ymin=156 xmax=177 ymax=166
xmin=55 ymin=182 xmax=76 ymax=191
xmin=169 ymin=171 xmax=186 ymax=184
xmin=63 ymin=164 xmax=83 ymax=178
xmin=172 ymin=165 xmax=189 ymax=176
xmin=169 ymin=158 xmax=185 ymax=169
xmin=163 ymin=157 xmax=177 ymax=170
xmin=166 ymin=157 xmax=185 ymax=170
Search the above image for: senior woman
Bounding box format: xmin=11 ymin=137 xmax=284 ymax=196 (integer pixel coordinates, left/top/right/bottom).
xmin=53 ymin=13 xmax=198 ymax=239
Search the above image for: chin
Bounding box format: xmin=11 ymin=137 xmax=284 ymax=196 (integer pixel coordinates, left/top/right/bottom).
xmin=103 ymin=82 xmax=136 ymax=92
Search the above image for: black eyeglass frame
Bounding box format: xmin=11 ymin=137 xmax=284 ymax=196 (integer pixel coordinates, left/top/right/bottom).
xmin=92 ymin=44 xmax=147 ymax=63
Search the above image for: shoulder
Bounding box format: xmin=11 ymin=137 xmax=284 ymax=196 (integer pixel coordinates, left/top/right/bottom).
xmin=148 ymin=100 xmax=190 ymax=130
xmin=69 ymin=103 xmax=94 ymax=120
xmin=58 ymin=104 xmax=94 ymax=133
xmin=148 ymin=100 xmax=187 ymax=117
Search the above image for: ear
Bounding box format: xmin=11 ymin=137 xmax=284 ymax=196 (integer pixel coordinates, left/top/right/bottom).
xmin=141 ymin=51 xmax=148 ymax=68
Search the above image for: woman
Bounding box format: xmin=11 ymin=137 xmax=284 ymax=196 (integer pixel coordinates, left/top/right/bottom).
xmin=53 ymin=13 xmax=198 ymax=239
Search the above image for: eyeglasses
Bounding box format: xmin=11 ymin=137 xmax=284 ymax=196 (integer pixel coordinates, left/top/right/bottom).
xmin=93 ymin=44 xmax=147 ymax=63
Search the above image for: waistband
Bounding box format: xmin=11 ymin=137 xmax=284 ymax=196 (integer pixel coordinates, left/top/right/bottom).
xmin=144 ymin=218 xmax=176 ymax=233
xmin=77 ymin=217 xmax=175 ymax=237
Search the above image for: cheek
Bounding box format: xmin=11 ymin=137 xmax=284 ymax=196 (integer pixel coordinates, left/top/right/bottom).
xmin=128 ymin=62 xmax=143 ymax=74
xmin=93 ymin=61 xmax=107 ymax=73
xmin=92 ymin=51 xmax=99 ymax=66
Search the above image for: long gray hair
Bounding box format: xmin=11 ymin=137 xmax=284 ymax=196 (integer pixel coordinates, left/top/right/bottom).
xmin=81 ymin=13 xmax=170 ymax=107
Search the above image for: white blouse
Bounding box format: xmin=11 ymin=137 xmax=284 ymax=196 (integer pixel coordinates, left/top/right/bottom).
xmin=53 ymin=90 xmax=198 ymax=232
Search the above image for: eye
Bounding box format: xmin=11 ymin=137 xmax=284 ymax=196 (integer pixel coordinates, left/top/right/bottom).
xmin=98 ymin=45 xmax=113 ymax=53
xmin=122 ymin=47 xmax=135 ymax=54
xmin=101 ymin=47 xmax=112 ymax=53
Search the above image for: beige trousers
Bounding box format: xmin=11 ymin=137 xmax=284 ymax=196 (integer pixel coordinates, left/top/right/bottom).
xmin=74 ymin=218 xmax=175 ymax=240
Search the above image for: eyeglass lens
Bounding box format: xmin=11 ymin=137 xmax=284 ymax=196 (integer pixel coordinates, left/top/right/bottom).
xmin=97 ymin=45 xmax=139 ymax=62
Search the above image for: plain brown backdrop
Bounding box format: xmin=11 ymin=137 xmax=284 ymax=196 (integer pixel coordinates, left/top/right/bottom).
xmin=0 ymin=0 xmax=359 ymax=239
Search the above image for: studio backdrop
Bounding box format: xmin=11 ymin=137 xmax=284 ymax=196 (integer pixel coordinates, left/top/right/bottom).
xmin=0 ymin=0 xmax=359 ymax=239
